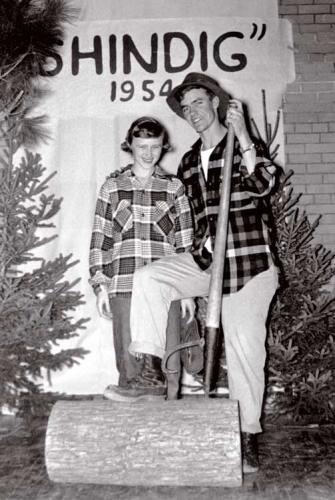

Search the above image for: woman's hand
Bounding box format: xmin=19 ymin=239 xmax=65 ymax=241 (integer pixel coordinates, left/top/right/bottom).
xmin=97 ymin=287 xmax=113 ymax=320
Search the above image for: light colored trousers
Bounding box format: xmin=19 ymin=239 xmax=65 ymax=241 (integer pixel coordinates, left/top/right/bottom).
xmin=129 ymin=252 xmax=278 ymax=433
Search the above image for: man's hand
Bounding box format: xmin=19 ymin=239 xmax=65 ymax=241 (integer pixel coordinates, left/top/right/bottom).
xmin=97 ymin=287 xmax=113 ymax=320
xmin=227 ymin=99 xmax=256 ymax=175
xmin=226 ymin=99 xmax=250 ymax=146
xmin=181 ymin=297 xmax=196 ymax=323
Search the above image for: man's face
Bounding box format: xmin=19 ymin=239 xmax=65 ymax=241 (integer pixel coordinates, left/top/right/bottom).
xmin=180 ymin=88 xmax=219 ymax=134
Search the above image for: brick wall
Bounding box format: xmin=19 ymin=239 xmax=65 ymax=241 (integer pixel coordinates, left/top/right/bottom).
xmin=279 ymin=0 xmax=335 ymax=252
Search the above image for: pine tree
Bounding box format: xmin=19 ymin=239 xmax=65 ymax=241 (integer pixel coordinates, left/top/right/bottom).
xmin=252 ymin=91 xmax=335 ymax=423
xmin=265 ymin=171 xmax=335 ymax=423
xmin=0 ymin=0 xmax=88 ymax=415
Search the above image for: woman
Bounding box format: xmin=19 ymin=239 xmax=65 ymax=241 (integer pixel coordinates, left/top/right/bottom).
xmin=89 ymin=116 xmax=194 ymax=401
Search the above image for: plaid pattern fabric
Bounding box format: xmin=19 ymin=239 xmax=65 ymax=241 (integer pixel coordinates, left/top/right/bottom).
xmin=89 ymin=165 xmax=194 ymax=297
xmin=178 ymin=136 xmax=277 ymax=294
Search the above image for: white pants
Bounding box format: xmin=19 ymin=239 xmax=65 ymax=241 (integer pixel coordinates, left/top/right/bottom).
xmin=129 ymin=252 xmax=278 ymax=433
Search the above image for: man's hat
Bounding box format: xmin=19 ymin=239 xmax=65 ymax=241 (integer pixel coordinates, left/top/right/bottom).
xmin=166 ymin=72 xmax=230 ymax=122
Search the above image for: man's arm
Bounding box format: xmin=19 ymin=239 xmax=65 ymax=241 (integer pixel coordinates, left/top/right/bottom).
xmin=240 ymin=151 xmax=277 ymax=198
xmin=227 ymin=99 xmax=277 ymax=197
xmin=171 ymin=178 xmax=196 ymax=322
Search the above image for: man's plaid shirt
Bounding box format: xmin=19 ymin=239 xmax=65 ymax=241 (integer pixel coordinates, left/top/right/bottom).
xmin=89 ymin=164 xmax=193 ymax=297
xmin=178 ymin=135 xmax=277 ymax=294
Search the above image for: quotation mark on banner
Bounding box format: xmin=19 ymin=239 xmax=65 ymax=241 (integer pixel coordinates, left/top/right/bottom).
xmin=250 ymin=23 xmax=267 ymax=40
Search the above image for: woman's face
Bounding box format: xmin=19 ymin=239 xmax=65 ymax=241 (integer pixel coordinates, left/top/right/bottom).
xmin=131 ymin=135 xmax=163 ymax=174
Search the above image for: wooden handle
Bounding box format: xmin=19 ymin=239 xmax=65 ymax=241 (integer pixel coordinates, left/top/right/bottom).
xmin=205 ymin=124 xmax=235 ymax=329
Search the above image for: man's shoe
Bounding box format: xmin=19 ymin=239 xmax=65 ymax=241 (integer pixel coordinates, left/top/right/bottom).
xmin=181 ymin=370 xmax=205 ymax=395
xmin=215 ymin=364 xmax=229 ymax=396
xmin=241 ymin=432 xmax=259 ymax=474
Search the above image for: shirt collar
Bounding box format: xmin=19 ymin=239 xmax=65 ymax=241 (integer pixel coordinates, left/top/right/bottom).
xmin=122 ymin=164 xmax=171 ymax=179
xmin=191 ymin=135 xmax=228 ymax=156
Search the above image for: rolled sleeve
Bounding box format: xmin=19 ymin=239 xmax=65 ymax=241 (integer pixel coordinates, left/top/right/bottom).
xmin=240 ymin=154 xmax=277 ymax=198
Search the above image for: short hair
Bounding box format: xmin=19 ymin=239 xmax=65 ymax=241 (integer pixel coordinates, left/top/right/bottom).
xmin=175 ymin=85 xmax=216 ymax=104
xmin=121 ymin=116 xmax=172 ymax=154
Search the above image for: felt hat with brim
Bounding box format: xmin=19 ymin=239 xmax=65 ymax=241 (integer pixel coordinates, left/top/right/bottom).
xmin=166 ymin=72 xmax=230 ymax=122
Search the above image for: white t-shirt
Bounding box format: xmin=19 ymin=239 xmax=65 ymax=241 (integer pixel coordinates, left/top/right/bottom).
xmin=200 ymin=146 xmax=215 ymax=180
xmin=200 ymin=146 xmax=216 ymax=253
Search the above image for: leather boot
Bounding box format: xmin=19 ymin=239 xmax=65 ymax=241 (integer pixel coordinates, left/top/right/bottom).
xmin=103 ymin=356 xmax=166 ymax=402
xmin=140 ymin=354 xmax=165 ymax=386
xmin=241 ymin=432 xmax=259 ymax=474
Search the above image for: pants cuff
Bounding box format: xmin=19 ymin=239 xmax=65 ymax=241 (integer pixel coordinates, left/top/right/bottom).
xmin=128 ymin=341 xmax=165 ymax=360
xmin=240 ymin=423 xmax=262 ymax=434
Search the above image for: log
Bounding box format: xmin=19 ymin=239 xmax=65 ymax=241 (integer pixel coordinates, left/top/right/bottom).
xmin=45 ymin=398 xmax=242 ymax=487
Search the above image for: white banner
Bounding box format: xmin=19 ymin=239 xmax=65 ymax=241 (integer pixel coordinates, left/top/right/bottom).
xmin=44 ymin=18 xmax=293 ymax=116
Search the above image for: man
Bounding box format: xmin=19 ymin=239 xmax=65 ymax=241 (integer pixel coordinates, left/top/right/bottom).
xmin=127 ymin=73 xmax=279 ymax=473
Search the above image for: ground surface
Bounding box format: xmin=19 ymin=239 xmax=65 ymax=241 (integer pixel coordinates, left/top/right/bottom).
xmin=0 ymin=407 xmax=334 ymax=500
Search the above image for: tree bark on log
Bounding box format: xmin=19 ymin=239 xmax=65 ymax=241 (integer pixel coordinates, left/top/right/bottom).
xmin=45 ymin=398 xmax=242 ymax=487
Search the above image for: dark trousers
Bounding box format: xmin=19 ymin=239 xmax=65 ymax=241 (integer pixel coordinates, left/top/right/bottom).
xmin=111 ymin=297 xmax=181 ymax=388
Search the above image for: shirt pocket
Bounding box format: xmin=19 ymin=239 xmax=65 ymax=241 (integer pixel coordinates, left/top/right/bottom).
xmin=154 ymin=200 xmax=174 ymax=237
xmin=113 ymin=200 xmax=133 ymax=233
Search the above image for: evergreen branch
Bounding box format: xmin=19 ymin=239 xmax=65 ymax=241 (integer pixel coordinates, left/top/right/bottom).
xmin=262 ymin=89 xmax=269 ymax=144
xmin=270 ymin=144 xmax=280 ymax=160
xmin=295 ymin=215 xmax=321 ymax=251
xmin=250 ymin=117 xmax=261 ymax=141
xmin=268 ymin=110 xmax=281 ymax=148
xmin=0 ymin=54 xmax=29 ymax=79
xmin=280 ymin=295 xmax=335 ymax=342
xmin=0 ymin=90 xmax=24 ymax=119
